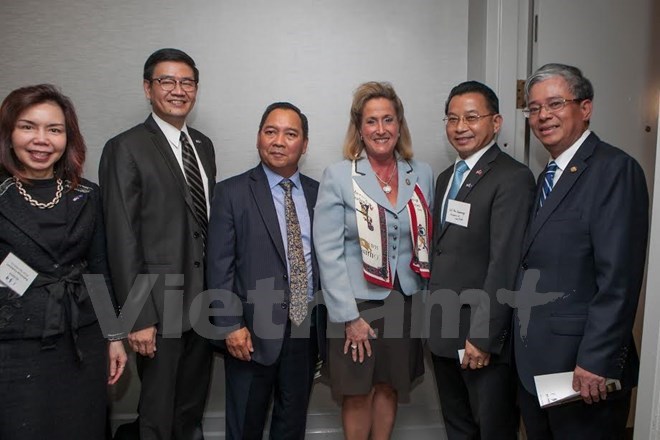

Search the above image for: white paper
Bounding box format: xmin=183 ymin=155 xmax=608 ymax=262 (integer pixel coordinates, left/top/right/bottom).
xmin=446 ymin=199 xmax=470 ymax=227
xmin=458 ymin=349 xmax=465 ymax=363
xmin=534 ymin=371 xmax=621 ymax=408
xmin=0 ymin=252 xmax=38 ymax=296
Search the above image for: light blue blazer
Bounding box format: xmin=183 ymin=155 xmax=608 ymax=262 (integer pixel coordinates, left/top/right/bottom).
xmin=313 ymin=158 xmax=434 ymax=323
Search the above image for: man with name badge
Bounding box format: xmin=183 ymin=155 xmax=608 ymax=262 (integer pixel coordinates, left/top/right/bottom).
xmin=428 ymin=81 xmax=535 ymax=439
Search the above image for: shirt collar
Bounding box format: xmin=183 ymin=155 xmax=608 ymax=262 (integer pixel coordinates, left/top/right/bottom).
xmin=455 ymin=141 xmax=495 ymax=170
xmin=261 ymin=163 xmax=302 ymax=191
xmin=151 ymin=112 xmax=190 ymax=148
xmin=549 ymin=129 xmax=591 ymax=171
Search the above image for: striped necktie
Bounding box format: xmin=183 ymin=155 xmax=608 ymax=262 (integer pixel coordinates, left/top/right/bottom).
xmin=180 ymin=132 xmax=207 ymax=239
xmin=539 ymin=161 xmax=558 ymax=209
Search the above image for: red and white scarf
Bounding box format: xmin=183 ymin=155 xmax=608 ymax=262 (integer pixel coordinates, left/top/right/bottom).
xmin=352 ymin=163 xmax=432 ymax=289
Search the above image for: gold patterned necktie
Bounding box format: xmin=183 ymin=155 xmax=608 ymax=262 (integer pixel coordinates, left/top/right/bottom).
xmin=180 ymin=132 xmax=208 ymax=239
xmin=279 ymin=179 xmax=308 ymax=326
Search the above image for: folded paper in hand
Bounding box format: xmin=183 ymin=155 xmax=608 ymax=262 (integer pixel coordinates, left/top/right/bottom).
xmin=534 ymin=371 xmax=621 ymax=408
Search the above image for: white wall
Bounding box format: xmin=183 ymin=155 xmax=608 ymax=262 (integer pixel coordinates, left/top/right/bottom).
xmin=0 ymin=0 xmax=468 ymax=183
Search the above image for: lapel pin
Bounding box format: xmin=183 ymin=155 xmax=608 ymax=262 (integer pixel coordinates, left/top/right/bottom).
xmin=72 ymin=194 xmax=83 ymax=202
xmin=570 ymin=166 xmax=577 ymax=173
xmin=195 ymin=139 xmax=201 ymax=144
xmin=466 ymin=183 xmax=473 ymax=188
xmin=475 ymin=169 xmax=483 ymax=176
xmin=405 ymin=178 xmax=410 ymax=185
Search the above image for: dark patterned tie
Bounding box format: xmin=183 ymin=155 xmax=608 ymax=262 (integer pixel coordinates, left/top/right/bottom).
xmin=180 ymin=132 xmax=208 ymax=239
xmin=279 ymin=179 xmax=308 ymax=326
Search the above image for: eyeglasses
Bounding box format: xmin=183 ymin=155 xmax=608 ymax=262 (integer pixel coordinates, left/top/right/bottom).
xmin=522 ymin=98 xmax=581 ymax=118
xmin=443 ymin=114 xmax=496 ymax=126
xmin=150 ymin=77 xmax=198 ymax=92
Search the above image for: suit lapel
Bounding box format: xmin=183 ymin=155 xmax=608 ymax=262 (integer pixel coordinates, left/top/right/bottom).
xmin=455 ymin=144 xmax=499 ymax=202
xmin=352 ymin=159 xmax=393 ymax=212
xmin=0 ymin=179 xmax=58 ymax=260
xmin=144 ymin=116 xmax=197 ymax=218
xmin=301 ymin=176 xmax=317 ymax=221
xmin=188 ymin=130 xmax=215 ymax=189
xmin=64 ymin=182 xmax=90 ymax=236
xmin=249 ymin=166 xmax=287 ymax=265
xmin=353 ymin=158 xmax=415 ymax=214
xmin=522 ymin=134 xmax=597 ymax=255
xmin=437 ymin=145 xmax=500 ymax=239
xmin=394 ymin=160 xmax=417 ymax=213
xmin=301 ymin=175 xmax=320 ymax=289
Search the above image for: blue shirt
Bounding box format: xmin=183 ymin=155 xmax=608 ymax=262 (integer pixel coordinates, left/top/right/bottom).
xmin=262 ymin=164 xmax=314 ymax=302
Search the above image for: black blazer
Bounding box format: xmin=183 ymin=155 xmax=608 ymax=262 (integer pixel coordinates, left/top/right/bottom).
xmin=206 ymin=164 xmax=325 ymax=366
xmin=99 ymin=115 xmax=216 ymax=334
xmin=514 ymin=133 xmax=649 ymax=394
xmin=0 ymin=177 xmax=118 ymax=340
xmin=428 ymin=145 xmax=535 ymax=361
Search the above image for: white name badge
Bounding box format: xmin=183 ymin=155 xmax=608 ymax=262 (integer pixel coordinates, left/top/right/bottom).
xmin=446 ymin=199 xmax=471 ymax=227
xmin=0 ymin=252 xmax=38 ymax=296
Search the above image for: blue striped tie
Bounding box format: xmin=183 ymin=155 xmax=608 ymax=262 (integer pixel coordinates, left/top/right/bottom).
xmin=539 ymin=161 xmax=558 ymax=209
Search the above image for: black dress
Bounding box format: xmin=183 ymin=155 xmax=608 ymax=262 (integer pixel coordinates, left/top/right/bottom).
xmin=0 ymin=177 xmax=119 ymax=440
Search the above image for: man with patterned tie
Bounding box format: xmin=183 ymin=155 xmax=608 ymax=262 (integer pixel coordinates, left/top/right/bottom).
xmin=99 ymin=48 xmax=216 ymax=439
xmin=515 ymin=63 xmax=649 ymax=438
xmin=428 ymin=81 xmax=535 ymax=439
xmin=206 ymin=102 xmax=324 ymax=439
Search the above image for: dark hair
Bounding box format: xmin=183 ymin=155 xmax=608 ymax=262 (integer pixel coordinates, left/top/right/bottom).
xmin=0 ymin=84 xmax=85 ymax=187
xmin=258 ymin=102 xmax=309 ymax=140
xmin=445 ymin=80 xmax=500 ymax=114
xmin=143 ymin=48 xmax=199 ymax=83
xmin=525 ymin=63 xmax=594 ymax=102
xmin=343 ymin=81 xmax=413 ymax=160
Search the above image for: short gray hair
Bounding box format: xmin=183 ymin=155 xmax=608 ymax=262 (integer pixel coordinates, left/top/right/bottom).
xmin=525 ymin=63 xmax=594 ymax=102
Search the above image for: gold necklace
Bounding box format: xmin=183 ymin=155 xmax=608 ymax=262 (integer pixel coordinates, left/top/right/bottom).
xmin=374 ymin=162 xmax=397 ymax=194
xmin=14 ymin=177 xmax=64 ymax=209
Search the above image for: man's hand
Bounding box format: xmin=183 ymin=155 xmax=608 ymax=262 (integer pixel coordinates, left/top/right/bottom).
xmin=128 ymin=326 xmax=157 ymax=358
xmin=461 ymin=339 xmax=491 ymax=370
xmin=573 ymin=365 xmax=607 ymax=404
xmin=226 ymin=327 xmax=253 ymax=361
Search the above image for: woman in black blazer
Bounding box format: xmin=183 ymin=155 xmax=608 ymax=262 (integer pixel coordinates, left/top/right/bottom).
xmin=0 ymin=84 xmax=126 ymax=439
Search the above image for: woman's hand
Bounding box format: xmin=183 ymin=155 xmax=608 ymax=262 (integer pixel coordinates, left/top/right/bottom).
xmin=108 ymin=340 xmax=128 ymax=385
xmin=344 ymin=317 xmax=377 ymax=363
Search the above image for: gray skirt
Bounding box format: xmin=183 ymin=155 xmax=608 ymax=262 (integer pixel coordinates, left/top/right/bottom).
xmin=325 ymin=285 xmax=424 ymax=403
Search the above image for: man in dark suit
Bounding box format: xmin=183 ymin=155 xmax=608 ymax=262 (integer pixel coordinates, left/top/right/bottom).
xmin=206 ymin=102 xmax=323 ymax=440
xmin=99 ymin=48 xmax=216 ymax=439
xmin=427 ymin=81 xmax=535 ymax=439
xmin=514 ymin=63 xmax=649 ymax=438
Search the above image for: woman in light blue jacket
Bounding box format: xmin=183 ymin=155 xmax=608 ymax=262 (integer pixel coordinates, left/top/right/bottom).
xmin=314 ymin=82 xmax=434 ymax=440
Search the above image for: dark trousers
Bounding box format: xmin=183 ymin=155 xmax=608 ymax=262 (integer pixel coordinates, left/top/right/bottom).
xmin=432 ymin=354 xmax=518 ymax=440
xmin=518 ymin=379 xmax=631 ymax=439
xmin=224 ymin=324 xmax=318 ymax=440
xmin=136 ymin=329 xmax=213 ymax=440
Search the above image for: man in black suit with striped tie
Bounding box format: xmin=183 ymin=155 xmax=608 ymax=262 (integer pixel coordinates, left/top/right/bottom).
xmin=100 ymin=48 xmax=216 ymax=440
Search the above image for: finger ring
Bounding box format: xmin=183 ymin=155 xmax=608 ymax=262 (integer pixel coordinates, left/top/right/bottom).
xmin=477 ymin=362 xmax=483 ymax=366
xmin=351 ymin=344 xmax=357 ymax=350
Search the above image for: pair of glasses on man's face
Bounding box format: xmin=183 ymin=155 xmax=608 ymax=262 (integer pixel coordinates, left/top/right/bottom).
xmin=522 ymin=98 xmax=581 ymax=118
xmin=442 ymin=113 xmax=496 ymax=126
xmin=150 ymin=77 xmax=198 ymax=92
